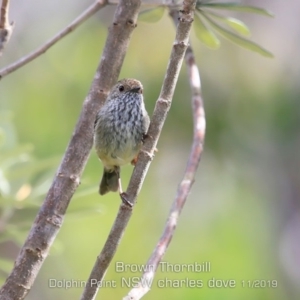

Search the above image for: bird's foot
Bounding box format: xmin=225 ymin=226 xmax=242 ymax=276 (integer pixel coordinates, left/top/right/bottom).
xmin=131 ymin=156 xmax=138 ymax=166
xmin=142 ymin=133 xmax=150 ymax=144
xmin=120 ymin=192 xmax=133 ymax=207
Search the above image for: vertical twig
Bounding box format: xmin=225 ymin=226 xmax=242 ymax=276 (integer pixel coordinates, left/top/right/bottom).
xmin=123 ymin=8 xmax=206 ymax=300
xmin=0 ymin=0 xmax=14 ymax=55
xmin=80 ymin=1 xmax=197 ymax=300
xmin=0 ymin=0 xmax=141 ymax=299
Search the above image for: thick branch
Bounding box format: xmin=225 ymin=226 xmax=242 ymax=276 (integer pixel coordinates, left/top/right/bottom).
xmin=0 ymin=0 xmax=14 ymax=55
xmin=80 ymin=1 xmax=196 ymax=300
xmin=0 ymin=0 xmax=107 ymax=78
xmin=0 ymin=0 xmax=141 ymax=299
xmin=124 ymin=9 xmax=205 ymax=300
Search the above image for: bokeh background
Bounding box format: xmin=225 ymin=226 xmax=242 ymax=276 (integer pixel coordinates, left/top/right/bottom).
xmin=1 ymin=0 xmax=299 ymax=299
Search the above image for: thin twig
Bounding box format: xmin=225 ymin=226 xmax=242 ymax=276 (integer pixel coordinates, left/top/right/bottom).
xmin=0 ymin=0 xmax=141 ymax=299
xmin=0 ymin=0 xmax=9 ymax=27
xmin=0 ymin=0 xmax=14 ymax=55
xmin=80 ymin=1 xmax=196 ymax=299
xmin=0 ymin=0 xmax=107 ymax=78
xmin=111 ymin=0 xmax=178 ymax=6
xmin=124 ymin=9 xmax=205 ymax=300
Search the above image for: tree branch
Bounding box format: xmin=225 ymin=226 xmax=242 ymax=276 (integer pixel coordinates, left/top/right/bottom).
xmin=0 ymin=0 xmax=107 ymax=78
xmin=0 ymin=0 xmax=14 ymax=56
xmin=0 ymin=0 xmax=141 ymax=299
xmin=80 ymin=1 xmax=196 ymax=299
xmin=124 ymin=8 xmax=205 ymax=300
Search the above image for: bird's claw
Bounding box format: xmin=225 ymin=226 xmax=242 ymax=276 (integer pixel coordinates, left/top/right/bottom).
xmin=142 ymin=133 xmax=151 ymax=144
xmin=120 ymin=192 xmax=133 ymax=207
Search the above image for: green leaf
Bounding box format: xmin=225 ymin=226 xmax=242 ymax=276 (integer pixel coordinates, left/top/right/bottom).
xmin=199 ymin=2 xmax=274 ymax=17
xmin=206 ymin=11 xmax=250 ymax=36
xmin=139 ymin=6 xmax=165 ymax=23
xmin=225 ymin=17 xmax=250 ymax=36
xmin=202 ymin=13 xmax=273 ymax=57
xmin=194 ymin=13 xmax=220 ymax=49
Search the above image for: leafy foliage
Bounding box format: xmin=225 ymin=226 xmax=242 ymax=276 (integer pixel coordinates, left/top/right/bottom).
xmin=139 ymin=0 xmax=274 ymax=57
xmin=195 ymin=0 xmax=273 ymax=56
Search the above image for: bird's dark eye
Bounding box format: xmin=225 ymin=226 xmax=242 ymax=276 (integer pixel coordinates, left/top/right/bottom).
xmin=119 ymin=85 xmax=125 ymax=92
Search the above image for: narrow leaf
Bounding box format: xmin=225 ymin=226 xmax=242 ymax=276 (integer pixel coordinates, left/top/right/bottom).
xmin=206 ymin=11 xmax=250 ymax=36
xmin=202 ymin=13 xmax=273 ymax=57
xmin=139 ymin=6 xmax=165 ymax=23
xmin=225 ymin=17 xmax=250 ymax=36
xmin=194 ymin=13 xmax=220 ymax=49
xmin=199 ymin=3 xmax=274 ymax=17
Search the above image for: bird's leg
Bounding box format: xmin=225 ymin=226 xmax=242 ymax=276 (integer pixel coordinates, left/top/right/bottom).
xmin=115 ymin=166 xmax=133 ymax=207
xmin=142 ymin=132 xmax=151 ymax=144
xmin=131 ymin=156 xmax=138 ymax=166
xmin=115 ymin=166 xmax=124 ymax=193
xmin=120 ymin=190 xmax=133 ymax=207
xmin=129 ymin=133 xmax=148 ymax=166
xmin=130 ymin=133 xmax=155 ymax=167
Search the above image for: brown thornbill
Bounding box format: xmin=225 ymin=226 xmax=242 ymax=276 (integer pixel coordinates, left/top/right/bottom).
xmin=94 ymin=78 xmax=150 ymax=205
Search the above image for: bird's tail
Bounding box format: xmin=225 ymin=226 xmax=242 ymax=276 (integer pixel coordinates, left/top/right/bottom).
xmin=99 ymin=167 xmax=120 ymax=195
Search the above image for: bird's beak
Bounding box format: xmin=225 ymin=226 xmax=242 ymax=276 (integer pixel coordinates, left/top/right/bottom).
xmin=130 ymin=86 xmax=143 ymax=94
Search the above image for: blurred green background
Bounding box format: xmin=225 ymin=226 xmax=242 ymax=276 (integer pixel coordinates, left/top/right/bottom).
xmin=1 ymin=0 xmax=299 ymax=299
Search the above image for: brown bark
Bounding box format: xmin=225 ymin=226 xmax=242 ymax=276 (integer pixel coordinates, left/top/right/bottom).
xmin=0 ymin=0 xmax=141 ymax=299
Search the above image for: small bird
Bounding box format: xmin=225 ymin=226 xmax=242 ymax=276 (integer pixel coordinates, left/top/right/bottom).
xmin=94 ymin=78 xmax=150 ymax=203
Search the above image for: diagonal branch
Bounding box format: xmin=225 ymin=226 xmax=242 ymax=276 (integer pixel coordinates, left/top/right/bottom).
xmin=0 ymin=0 xmax=107 ymax=78
xmin=124 ymin=9 xmax=206 ymax=300
xmin=0 ymin=0 xmax=14 ymax=56
xmin=0 ymin=0 xmax=9 ymax=28
xmin=80 ymin=1 xmax=197 ymax=300
xmin=0 ymin=0 xmax=141 ymax=299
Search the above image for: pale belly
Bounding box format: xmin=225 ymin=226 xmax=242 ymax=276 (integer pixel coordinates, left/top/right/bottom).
xmin=97 ymin=142 xmax=141 ymax=169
